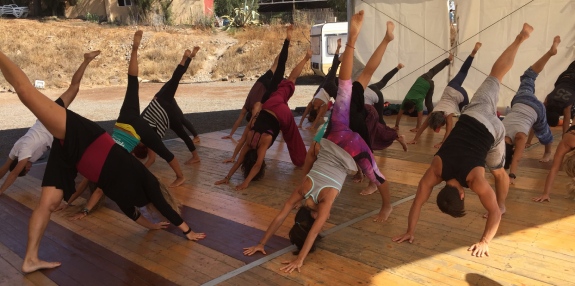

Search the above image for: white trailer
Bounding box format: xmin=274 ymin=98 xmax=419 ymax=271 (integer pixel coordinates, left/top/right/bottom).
xmin=310 ymin=22 xmax=348 ymax=76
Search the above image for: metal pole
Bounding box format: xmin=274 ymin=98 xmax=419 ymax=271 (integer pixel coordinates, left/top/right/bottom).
xmin=347 ymin=0 xmax=353 ymax=24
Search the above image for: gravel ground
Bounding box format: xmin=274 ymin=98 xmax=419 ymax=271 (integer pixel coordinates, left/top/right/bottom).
xmin=0 ymin=77 xmax=323 ymax=164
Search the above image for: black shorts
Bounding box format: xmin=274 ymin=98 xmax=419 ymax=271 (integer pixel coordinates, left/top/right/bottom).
xmin=42 ymin=109 xmax=106 ymax=201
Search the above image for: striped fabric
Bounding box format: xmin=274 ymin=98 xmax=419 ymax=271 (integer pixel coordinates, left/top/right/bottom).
xmin=141 ymin=99 xmax=170 ymax=138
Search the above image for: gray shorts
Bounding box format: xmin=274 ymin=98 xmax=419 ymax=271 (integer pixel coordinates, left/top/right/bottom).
xmin=464 ymin=76 xmax=505 ymax=170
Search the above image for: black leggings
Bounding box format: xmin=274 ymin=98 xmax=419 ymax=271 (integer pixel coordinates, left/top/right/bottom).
xmin=261 ymin=39 xmax=290 ymax=104
xmin=421 ymin=58 xmax=450 ymax=113
xmin=349 ymin=82 xmax=372 ymax=151
xmin=118 ymin=75 xmax=175 ymax=162
xmin=173 ymin=99 xmax=198 ymax=137
xmin=156 ymin=59 xmax=197 ymax=152
xmin=368 ymin=67 xmax=399 ymax=124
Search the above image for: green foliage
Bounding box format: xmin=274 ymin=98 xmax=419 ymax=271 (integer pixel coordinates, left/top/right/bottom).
xmin=159 ymin=0 xmax=173 ymax=25
xmin=85 ymin=12 xmax=99 ymax=23
xmin=214 ymin=0 xmax=244 ymax=16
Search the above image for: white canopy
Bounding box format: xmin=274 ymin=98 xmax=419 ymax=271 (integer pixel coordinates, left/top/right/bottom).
xmin=353 ymin=0 xmax=575 ymax=108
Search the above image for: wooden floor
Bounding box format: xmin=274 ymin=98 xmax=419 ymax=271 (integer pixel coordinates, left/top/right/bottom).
xmin=1 ymin=115 xmax=575 ymax=286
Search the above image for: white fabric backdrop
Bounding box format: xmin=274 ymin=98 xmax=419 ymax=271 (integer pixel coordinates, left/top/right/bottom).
xmin=453 ymin=0 xmax=575 ymax=108
xmin=352 ymin=0 xmax=451 ymax=105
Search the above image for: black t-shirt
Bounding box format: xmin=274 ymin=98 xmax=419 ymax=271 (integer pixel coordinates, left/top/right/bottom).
xmin=436 ymin=115 xmax=494 ymax=188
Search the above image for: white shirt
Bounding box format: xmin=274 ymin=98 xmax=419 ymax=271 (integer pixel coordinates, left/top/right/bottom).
xmin=503 ymin=103 xmax=537 ymax=144
xmin=8 ymin=120 xmax=53 ymax=162
xmin=313 ymin=88 xmax=330 ymax=105
xmin=364 ymin=87 xmax=379 ymax=106
xmin=434 ymin=86 xmax=464 ymax=115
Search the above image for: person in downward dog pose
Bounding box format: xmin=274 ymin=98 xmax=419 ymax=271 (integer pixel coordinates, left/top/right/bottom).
xmin=223 ymin=25 xmax=294 ymax=140
xmin=503 ymin=36 xmax=560 ymax=184
xmin=299 ymin=39 xmax=342 ymax=130
xmin=543 ymin=60 xmax=575 ymax=135
xmin=0 ymin=51 xmax=100 ymax=195
xmin=215 ymin=49 xmax=312 ymax=190
xmin=533 ymin=124 xmax=575 ymax=202
xmin=243 ymin=11 xmax=373 ymax=273
xmin=0 ymin=30 xmax=206 ymax=273
xmin=393 ymin=24 xmax=534 ymax=257
xmin=141 ymin=46 xmax=202 ymax=165
xmin=363 ymin=63 xmax=404 ymax=125
xmin=408 ymin=43 xmax=482 ymax=148
xmin=111 ymin=36 xmax=190 ymax=187
xmin=394 ymin=54 xmax=453 ymax=132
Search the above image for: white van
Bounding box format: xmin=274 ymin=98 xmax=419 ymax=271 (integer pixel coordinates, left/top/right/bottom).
xmin=310 ymin=22 xmax=348 ymax=76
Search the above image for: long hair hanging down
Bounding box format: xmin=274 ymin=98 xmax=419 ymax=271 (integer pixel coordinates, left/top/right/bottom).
xmin=563 ymin=150 xmax=575 ymax=200
xmin=241 ymin=149 xmax=266 ymax=180
xmin=289 ymin=207 xmax=322 ymax=255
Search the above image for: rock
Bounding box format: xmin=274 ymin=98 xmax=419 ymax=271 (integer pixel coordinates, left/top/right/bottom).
xmin=237 ymin=73 xmax=245 ymax=78
xmin=221 ymin=76 xmax=228 ymax=81
xmin=231 ymin=79 xmax=236 ymax=83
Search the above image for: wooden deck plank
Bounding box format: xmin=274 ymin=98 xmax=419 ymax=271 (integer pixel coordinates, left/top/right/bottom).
xmin=1 ymin=114 xmax=574 ymax=285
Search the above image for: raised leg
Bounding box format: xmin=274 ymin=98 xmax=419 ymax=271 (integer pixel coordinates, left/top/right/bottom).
xmin=0 ymin=51 xmax=66 ymax=139
xmin=356 ymin=21 xmax=395 ymax=88
xmin=489 ymin=23 xmax=532 ymax=82
xmin=59 ymin=50 xmax=101 ymax=108
xmin=531 ymin=36 xmax=560 ymax=74
xmin=156 ymin=47 xmax=199 ymax=102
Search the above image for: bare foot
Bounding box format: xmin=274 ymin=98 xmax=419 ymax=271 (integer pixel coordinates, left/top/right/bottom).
xmin=360 ymin=182 xmax=378 ymax=195
xmin=448 ymin=53 xmax=454 ymax=61
xmin=286 ymin=24 xmax=294 ymax=41
xmin=483 ymin=206 xmax=506 ymax=219
xmin=396 ymin=135 xmax=408 ymax=152
xmin=170 ymin=177 xmax=185 ymax=187
xmin=373 ymin=205 xmax=393 ymax=222
xmin=183 ymin=49 xmax=192 ymax=58
xmin=22 ymin=259 xmax=61 ymax=273
xmin=193 ymin=136 xmax=201 ymax=143
xmin=397 ymin=63 xmax=405 ymax=69
xmin=190 ymin=46 xmax=201 ymax=58
xmin=133 ymin=30 xmax=143 ymax=48
xmin=539 ymin=152 xmax=552 ymax=163
xmin=519 ymin=23 xmax=533 ymax=40
xmin=84 ymin=50 xmax=101 ymax=61
xmin=348 ymin=11 xmax=365 ymax=38
xmin=549 ymin=36 xmax=561 ymax=56
xmin=305 ymin=49 xmax=312 ymax=60
xmin=471 ymin=42 xmax=482 ymax=56
xmin=352 ymin=172 xmax=364 ymax=183
xmin=185 ymin=156 xmax=201 ymax=165
xmin=384 ymin=21 xmax=395 ymax=42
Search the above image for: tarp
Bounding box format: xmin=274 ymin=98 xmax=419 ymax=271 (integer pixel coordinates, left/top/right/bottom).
xmin=454 ymin=0 xmax=575 ymax=108
xmin=352 ymin=0 xmax=451 ymax=105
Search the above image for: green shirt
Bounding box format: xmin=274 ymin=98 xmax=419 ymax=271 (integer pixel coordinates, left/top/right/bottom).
xmin=402 ymin=77 xmax=431 ymax=112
